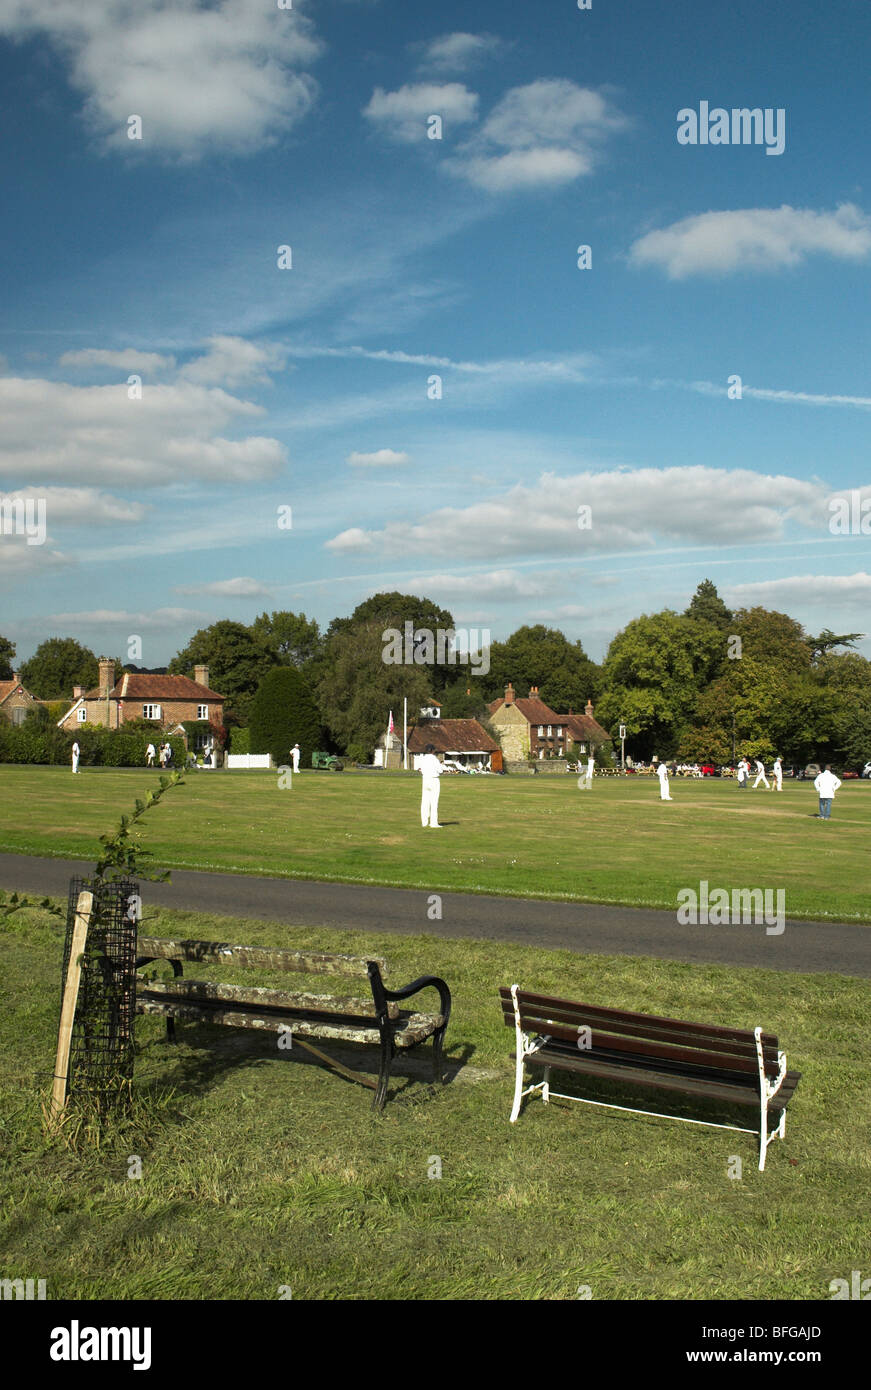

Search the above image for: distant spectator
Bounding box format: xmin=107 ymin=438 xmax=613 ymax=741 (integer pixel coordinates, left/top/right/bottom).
xmin=146 ymin=742 xmax=156 ymax=767
xmin=71 ymin=740 xmax=80 ymax=775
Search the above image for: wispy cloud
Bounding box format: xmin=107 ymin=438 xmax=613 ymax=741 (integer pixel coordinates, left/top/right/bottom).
xmin=412 ymin=32 xmax=506 ymax=74
xmin=363 ymin=82 xmax=479 ymax=143
xmin=346 ymin=449 xmax=410 ymax=468
xmin=173 ymin=577 xmax=272 ymax=598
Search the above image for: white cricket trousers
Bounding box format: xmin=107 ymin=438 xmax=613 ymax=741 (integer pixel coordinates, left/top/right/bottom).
xmin=421 ymin=778 xmax=441 ymax=826
xmin=753 ymin=771 xmax=770 ymax=788
xmin=659 ymin=780 xmax=671 ymax=800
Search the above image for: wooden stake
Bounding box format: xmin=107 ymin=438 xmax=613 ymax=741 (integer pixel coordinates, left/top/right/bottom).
xmin=49 ymin=890 xmax=94 ymax=1125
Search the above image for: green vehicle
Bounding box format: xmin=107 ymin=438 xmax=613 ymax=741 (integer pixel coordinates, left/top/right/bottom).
xmin=311 ymin=750 xmax=344 ymax=771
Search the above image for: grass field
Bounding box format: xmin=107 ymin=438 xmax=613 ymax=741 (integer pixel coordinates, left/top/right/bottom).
xmin=1 ymin=900 xmax=868 ymax=1301
xmin=2 ymin=765 xmax=870 ymax=922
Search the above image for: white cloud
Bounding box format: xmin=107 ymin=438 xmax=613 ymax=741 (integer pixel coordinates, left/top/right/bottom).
xmin=726 ymin=572 xmax=871 ymax=607
xmin=324 ymin=466 xmax=829 ymax=560
xmin=630 ymin=203 xmax=871 ymax=278
xmin=0 ymin=371 xmax=286 ymax=487
xmin=413 ymin=32 xmax=504 ymax=73
xmin=1 ymin=486 xmax=146 ymax=527
xmin=325 ymin=527 xmax=374 ymax=553
xmin=363 ymin=82 xmax=478 ymax=143
xmin=41 ymin=607 xmax=208 ymax=629
xmin=174 ymin=577 xmax=271 ymax=597
xmin=0 ymin=0 xmax=321 ymax=159
xmin=60 ymin=348 xmax=176 ymax=374
xmin=346 ymin=449 xmax=410 ymax=468
xmin=416 ymin=569 xmax=560 ymax=601
xmin=447 ymin=79 xmax=629 ymax=193
xmin=179 ymin=336 xmax=286 ymax=387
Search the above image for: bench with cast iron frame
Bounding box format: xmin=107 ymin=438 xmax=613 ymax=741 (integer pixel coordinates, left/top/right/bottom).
xmin=136 ymin=937 xmax=451 ymax=1110
xmin=500 ymin=985 xmax=800 ymax=1170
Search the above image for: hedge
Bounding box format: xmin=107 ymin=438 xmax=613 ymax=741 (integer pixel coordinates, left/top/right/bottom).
xmin=0 ymin=725 xmax=185 ymax=767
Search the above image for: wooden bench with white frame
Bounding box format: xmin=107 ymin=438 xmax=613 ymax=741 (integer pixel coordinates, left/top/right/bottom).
xmin=499 ymin=985 xmax=800 ymax=1170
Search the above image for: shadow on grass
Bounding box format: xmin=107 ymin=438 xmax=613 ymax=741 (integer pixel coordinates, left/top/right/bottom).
xmin=135 ymin=1024 xmax=476 ymax=1113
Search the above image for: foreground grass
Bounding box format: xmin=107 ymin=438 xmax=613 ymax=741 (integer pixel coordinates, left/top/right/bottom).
xmin=1 ymin=901 xmax=868 ymax=1300
xmin=1 ymin=765 xmax=870 ymax=922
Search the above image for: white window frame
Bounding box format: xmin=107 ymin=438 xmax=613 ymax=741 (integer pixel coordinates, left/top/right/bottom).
xmin=77 ymin=707 xmax=87 ymax=723
xmin=547 ymin=725 xmax=552 ymax=737
xmin=538 ymin=725 xmax=544 ymax=737
xmin=143 ymin=704 xmax=162 ymax=720
xmin=197 ymin=704 xmax=208 ymax=720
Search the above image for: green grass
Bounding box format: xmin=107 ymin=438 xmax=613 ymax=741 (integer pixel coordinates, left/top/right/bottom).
xmin=1 ymin=901 xmax=868 ymax=1300
xmin=2 ymin=765 xmax=870 ymax=921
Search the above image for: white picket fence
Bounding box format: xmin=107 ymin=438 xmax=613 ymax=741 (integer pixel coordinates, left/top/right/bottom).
xmin=225 ymin=754 xmax=273 ymax=770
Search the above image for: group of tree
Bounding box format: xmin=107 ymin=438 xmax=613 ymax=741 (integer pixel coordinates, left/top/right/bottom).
xmin=5 ymin=579 xmax=870 ymax=767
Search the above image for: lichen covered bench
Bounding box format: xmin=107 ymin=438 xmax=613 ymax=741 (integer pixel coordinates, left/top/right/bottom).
xmin=136 ymin=937 xmax=451 ymax=1110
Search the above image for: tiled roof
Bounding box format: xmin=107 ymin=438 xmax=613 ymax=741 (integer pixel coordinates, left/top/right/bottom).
xmin=490 ymin=695 xmax=564 ymax=724
xmin=112 ymin=674 xmax=225 ymax=701
xmin=564 ymin=713 xmax=610 ymax=742
xmin=407 ymin=719 xmax=499 ymax=754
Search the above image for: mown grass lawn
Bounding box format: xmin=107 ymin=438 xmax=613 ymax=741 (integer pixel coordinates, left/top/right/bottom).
xmin=1 ymin=901 xmax=868 ymax=1301
xmin=2 ymin=765 xmax=870 ymax=921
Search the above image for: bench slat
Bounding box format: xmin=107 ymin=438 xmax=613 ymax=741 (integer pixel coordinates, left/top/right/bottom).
xmin=499 ymin=987 xmax=778 ymax=1048
xmin=500 ymin=997 xmax=777 ymax=1064
xmin=136 ymin=998 xmax=443 ymax=1047
xmin=138 ymin=937 xmax=385 ymax=978
xmin=520 ymin=1019 xmax=766 ymax=1076
xmin=527 ymin=1045 xmax=801 ymax=1109
xmin=137 ymin=978 xmax=400 ymax=1019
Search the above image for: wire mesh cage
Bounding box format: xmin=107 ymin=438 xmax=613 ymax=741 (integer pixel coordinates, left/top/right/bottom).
xmin=60 ymin=877 xmax=140 ymax=1111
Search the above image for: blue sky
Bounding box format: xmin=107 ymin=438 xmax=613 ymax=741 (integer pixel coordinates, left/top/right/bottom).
xmin=2 ymin=0 xmax=870 ymax=668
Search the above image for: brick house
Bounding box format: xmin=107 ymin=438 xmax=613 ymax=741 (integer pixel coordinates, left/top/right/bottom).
xmin=0 ymin=673 xmax=40 ymax=726
xmin=488 ymin=682 xmax=608 ymax=761
xmin=58 ymin=658 xmax=225 ymax=744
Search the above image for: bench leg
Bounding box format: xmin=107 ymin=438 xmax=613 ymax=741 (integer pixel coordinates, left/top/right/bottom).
xmin=542 ymin=1065 xmax=551 ymax=1105
xmin=373 ymin=1034 xmax=392 ymax=1111
xmin=166 ymin=960 xmax=183 ymax=1044
xmin=432 ymin=1025 xmax=447 ymax=1086
xmin=510 ymin=1046 xmax=526 ymax=1123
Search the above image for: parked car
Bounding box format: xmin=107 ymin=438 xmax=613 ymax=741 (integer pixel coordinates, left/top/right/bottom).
xmin=841 ymin=770 xmax=859 ymax=779
xmin=700 ymin=763 xmax=716 ymax=776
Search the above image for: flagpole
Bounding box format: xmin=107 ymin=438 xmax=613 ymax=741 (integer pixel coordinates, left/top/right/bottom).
xmin=403 ymin=697 xmax=407 ymax=770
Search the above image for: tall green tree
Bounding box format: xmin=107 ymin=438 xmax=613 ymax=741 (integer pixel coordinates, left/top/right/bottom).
xmin=684 ymin=579 xmax=733 ymax=631
xmin=0 ymin=635 xmax=15 ymax=680
xmin=318 ymin=622 xmax=431 ymax=758
xmin=250 ymin=611 xmax=322 ymax=667
xmin=248 ymin=666 xmax=321 ymax=768
xmin=169 ymin=621 xmax=275 ymax=722
xmin=484 ymin=625 xmax=600 ymax=710
xmin=19 ymin=638 xmax=99 ymax=699
xmin=597 ymin=611 xmax=725 ymax=757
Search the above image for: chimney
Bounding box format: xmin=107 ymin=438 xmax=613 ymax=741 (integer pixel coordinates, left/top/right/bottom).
xmin=585 ymin=698 xmax=594 ymax=718
xmin=504 ymin=682 xmax=515 ymax=705
xmin=529 ymin=685 xmax=539 ymax=699
xmin=194 ymin=664 xmax=209 ymax=688
xmin=73 ymin=685 xmax=85 ymax=699
xmin=12 ymin=670 xmax=18 ymax=684
xmin=98 ymin=657 xmax=114 ymax=694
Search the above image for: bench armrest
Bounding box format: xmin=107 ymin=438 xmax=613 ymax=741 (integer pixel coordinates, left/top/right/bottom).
xmin=383 ymin=975 xmax=452 ymax=1026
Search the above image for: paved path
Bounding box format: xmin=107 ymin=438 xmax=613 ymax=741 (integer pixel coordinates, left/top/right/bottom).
xmin=1 ymin=852 xmax=868 ymax=977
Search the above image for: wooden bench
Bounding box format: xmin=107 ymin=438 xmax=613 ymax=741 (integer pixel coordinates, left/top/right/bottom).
xmin=135 ymin=937 xmax=451 ymax=1110
xmin=499 ymin=985 xmax=800 ymax=1170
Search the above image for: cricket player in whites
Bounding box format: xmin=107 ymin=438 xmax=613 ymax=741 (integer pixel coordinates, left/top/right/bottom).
xmin=419 ymin=743 xmax=445 ymax=827
xmin=753 ymin=757 xmax=770 ymax=789
xmin=771 ymin=756 xmax=783 ymax=791
xmin=656 ymin=760 xmax=673 ymax=801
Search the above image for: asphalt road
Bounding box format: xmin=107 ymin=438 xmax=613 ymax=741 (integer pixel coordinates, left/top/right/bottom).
xmin=1 ymin=852 xmax=869 ymax=977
